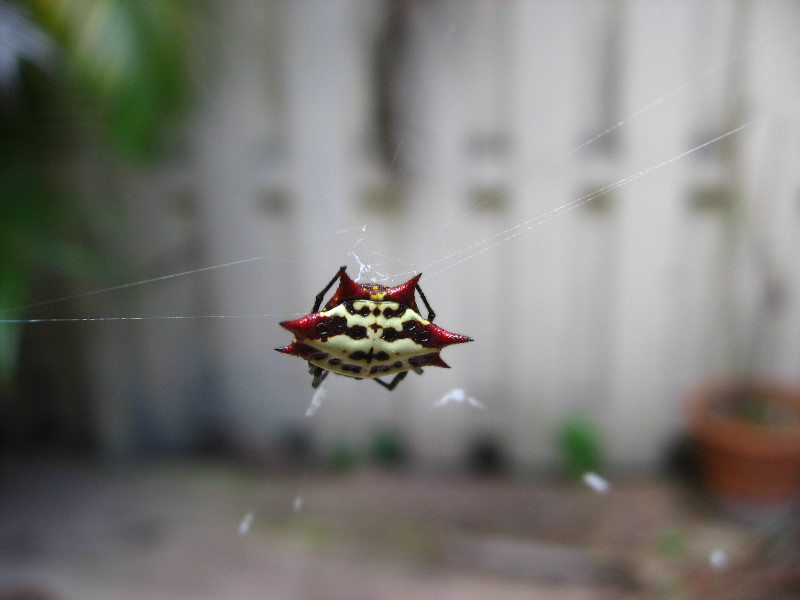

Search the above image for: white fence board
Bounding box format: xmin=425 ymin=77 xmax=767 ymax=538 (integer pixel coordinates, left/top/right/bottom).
xmin=78 ymin=1 xmax=800 ymax=468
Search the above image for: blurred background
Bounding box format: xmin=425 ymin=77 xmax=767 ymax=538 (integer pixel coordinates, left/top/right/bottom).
xmin=1 ymin=1 xmax=799 ymax=598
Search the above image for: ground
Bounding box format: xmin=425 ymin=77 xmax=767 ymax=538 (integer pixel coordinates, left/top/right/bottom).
xmin=0 ymin=458 xmax=797 ymax=600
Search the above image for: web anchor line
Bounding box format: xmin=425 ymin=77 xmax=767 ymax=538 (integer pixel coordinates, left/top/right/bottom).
xmin=0 ymin=314 xmax=289 ymax=324
xmin=423 ymin=114 xmax=765 ymax=279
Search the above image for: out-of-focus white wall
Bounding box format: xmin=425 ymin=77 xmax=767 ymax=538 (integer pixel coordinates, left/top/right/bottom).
xmin=85 ymin=1 xmax=800 ymax=469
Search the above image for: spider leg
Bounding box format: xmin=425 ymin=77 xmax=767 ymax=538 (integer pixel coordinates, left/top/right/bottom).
xmin=415 ymin=284 xmax=436 ymax=321
xmin=312 ymin=266 xmax=347 ymax=313
xmin=374 ymin=371 xmax=408 ymax=391
xmin=310 ymin=365 xmax=329 ymax=388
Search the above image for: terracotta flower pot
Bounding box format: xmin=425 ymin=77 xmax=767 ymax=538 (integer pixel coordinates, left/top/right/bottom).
xmin=687 ymin=379 xmax=800 ymax=508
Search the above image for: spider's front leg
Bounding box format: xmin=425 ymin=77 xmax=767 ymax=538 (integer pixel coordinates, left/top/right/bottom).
xmin=416 ymin=284 xmax=436 ymax=322
xmin=312 ymin=266 xmax=347 ymax=313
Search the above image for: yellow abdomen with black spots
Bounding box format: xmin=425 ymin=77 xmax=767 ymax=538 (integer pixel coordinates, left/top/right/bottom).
xmin=276 ymin=266 xmax=472 ymax=389
xmin=303 ymin=300 xmax=436 ymax=379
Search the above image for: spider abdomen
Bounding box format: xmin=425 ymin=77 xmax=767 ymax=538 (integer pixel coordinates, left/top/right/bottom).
xmin=279 ymin=300 xmax=465 ymax=379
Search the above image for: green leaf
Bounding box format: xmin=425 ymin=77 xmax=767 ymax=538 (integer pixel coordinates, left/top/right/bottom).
xmin=31 ymin=0 xmax=190 ymax=157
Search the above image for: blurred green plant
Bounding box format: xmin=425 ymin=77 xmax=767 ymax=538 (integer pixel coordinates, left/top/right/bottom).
xmin=328 ymin=441 xmax=358 ymax=472
xmin=0 ymin=0 xmax=192 ymax=384
xmin=655 ymin=527 xmax=689 ymax=560
xmin=369 ymin=428 xmax=406 ymax=467
xmin=556 ymin=415 xmax=605 ymax=478
xmin=713 ymin=391 xmax=800 ymax=428
xmin=30 ymin=0 xmax=190 ymax=156
xmin=0 ymin=159 xmax=118 ymax=382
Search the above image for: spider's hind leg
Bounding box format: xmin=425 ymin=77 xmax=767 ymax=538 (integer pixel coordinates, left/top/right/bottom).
xmin=374 ymin=371 xmax=408 ymax=391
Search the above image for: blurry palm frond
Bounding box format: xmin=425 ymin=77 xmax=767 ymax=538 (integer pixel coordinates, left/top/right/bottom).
xmin=0 ymin=0 xmax=193 ymax=383
xmin=30 ymin=0 xmax=191 ymax=156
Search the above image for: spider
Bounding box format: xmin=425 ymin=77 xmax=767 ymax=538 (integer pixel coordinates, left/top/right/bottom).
xmin=276 ymin=266 xmax=472 ymax=390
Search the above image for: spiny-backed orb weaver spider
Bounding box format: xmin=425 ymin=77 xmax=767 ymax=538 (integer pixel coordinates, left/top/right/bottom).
xmin=276 ymin=266 xmax=472 ymax=390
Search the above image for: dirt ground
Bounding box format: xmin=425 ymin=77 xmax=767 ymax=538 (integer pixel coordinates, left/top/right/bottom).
xmin=0 ymin=458 xmax=798 ymax=600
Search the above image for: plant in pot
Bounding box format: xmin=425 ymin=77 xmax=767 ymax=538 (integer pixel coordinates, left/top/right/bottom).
xmin=685 ymin=102 xmax=800 ymax=519
xmin=687 ymin=379 xmax=800 ymax=517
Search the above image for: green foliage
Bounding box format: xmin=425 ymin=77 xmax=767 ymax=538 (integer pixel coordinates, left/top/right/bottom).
xmin=328 ymin=441 xmax=358 ymax=472
xmin=30 ymin=0 xmax=191 ymax=158
xmin=369 ymin=428 xmax=406 ymax=467
xmin=0 ymin=0 xmax=192 ymax=384
xmin=655 ymin=527 xmax=689 ymax=560
xmin=0 ymin=86 xmax=119 ymax=382
xmin=714 ymin=392 xmax=800 ymax=428
xmin=556 ymin=415 xmax=605 ymax=478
